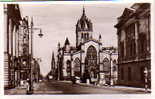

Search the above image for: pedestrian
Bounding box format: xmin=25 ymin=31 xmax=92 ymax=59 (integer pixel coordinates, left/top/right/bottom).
xmin=26 ymin=79 xmax=30 ymax=94
xmin=72 ymin=76 xmax=76 ymax=85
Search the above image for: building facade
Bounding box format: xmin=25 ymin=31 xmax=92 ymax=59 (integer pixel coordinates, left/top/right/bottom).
xmin=56 ymin=8 xmax=118 ymax=85
xmin=4 ymin=4 xmax=22 ymax=88
xmin=4 ymin=4 xmax=41 ymax=89
xmin=115 ymin=3 xmax=151 ymax=88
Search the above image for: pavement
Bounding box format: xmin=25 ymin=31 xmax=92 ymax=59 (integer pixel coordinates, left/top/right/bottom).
xmin=4 ymin=87 xmax=27 ymax=95
xmin=4 ymin=80 xmax=151 ymax=95
xmin=60 ymin=80 xmax=151 ymax=94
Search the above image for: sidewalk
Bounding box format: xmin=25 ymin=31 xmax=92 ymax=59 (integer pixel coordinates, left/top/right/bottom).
xmin=47 ymin=80 xmax=151 ymax=93
xmin=74 ymin=81 xmax=151 ymax=93
xmin=5 ymin=87 xmax=27 ymax=95
xmin=5 ymin=82 xmax=40 ymax=95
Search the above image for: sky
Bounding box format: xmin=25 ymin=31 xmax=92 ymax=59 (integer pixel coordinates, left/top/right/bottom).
xmin=20 ymin=3 xmax=133 ymax=76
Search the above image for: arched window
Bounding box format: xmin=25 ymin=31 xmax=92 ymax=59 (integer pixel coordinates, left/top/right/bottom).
xmin=102 ymin=57 xmax=110 ymax=72
xmin=86 ymin=45 xmax=97 ymax=78
xmin=113 ymin=59 xmax=117 ymax=71
xmin=86 ymin=45 xmax=97 ymax=68
xmin=74 ymin=58 xmax=80 ymax=77
xmin=66 ymin=60 xmax=71 ymax=77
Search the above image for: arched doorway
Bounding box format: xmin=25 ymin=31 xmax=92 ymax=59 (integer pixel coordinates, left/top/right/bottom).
xmin=85 ymin=45 xmax=97 ymax=83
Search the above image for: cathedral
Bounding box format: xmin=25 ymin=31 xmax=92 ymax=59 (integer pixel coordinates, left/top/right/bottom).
xmin=56 ymin=7 xmax=118 ymax=85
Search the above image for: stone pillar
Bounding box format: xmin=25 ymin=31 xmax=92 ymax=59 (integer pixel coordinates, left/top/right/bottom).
xmin=135 ymin=22 xmax=139 ymax=59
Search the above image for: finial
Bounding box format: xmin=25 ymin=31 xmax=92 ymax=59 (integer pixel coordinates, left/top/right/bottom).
xmin=52 ymin=51 xmax=54 ymax=56
xmin=83 ymin=6 xmax=85 ymax=16
xmin=31 ymin=16 xmax=33 ymax=27
xmin=99 ymin=34 xmax=101 ymax=39
xmin=58 ymin=42 xmax=60 ymax=47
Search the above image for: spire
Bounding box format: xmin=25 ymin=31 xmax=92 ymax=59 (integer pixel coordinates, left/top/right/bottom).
xmin=58 ymin=42 xmax=60 ymax=50
xmin=31 ymin=16 xmax=33 ymax=27
xmin=99 ymin=34 xmax=101 ymax=39
xmin=83 ymin=6 xmax=85 ymax=16
xmin=64 ymin=37 xmax=70 ymax=45
xmin=52 ymin=52 xmax=54 ymax=59
xmin=99 ymin=34 xmax=102 ymax=42
xmin=51 ymin=51 xmax=55 ymax=71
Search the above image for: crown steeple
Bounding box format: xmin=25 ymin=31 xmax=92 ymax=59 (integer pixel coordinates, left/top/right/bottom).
xmin=76 ymin=7 xmax=93 ymax=47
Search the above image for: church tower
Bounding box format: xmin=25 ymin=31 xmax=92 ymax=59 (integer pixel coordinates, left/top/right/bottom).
xmin=76 ymin=7 xmax=93 ymax=47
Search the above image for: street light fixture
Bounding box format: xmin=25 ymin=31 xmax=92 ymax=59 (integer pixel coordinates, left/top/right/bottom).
xmin=38 ymin=29 xmax=43 ymax=38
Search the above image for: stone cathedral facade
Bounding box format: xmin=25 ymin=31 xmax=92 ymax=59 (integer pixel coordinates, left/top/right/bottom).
xmin=56 ymin=8 xmax=118 ymax=84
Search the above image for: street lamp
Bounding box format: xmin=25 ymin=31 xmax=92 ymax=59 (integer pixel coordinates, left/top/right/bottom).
xmin=28 ymin=17 xmax=43 ymax=94
xmin=19 ymin=16 xmax=44 ymax=94
xmin=102 ymin=47 xmax=116 ymax=86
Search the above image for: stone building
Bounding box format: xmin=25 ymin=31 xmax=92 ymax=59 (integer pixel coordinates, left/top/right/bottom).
xmin=4 ymin=4 xmax=22 ymax=88
xmin=56 ymin=7 xmax=118 ymax=85
xmin=114 ymin=3 xmax=151 ymax=88
xmin=4 ymin=4 xmax=41 ymax=89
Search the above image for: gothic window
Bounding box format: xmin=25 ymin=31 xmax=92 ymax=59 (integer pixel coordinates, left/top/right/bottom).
xmin=87 ymin=46 xmax=97 ymax=62
xmin=74 ymin=58 xmax=80 ymax=77
xmin=84 ymin=34 xmax=87 ymax=40
xmin=87 ymin=33 xmax=89 ymax=40
xmin=66 ymin=60 xmax=71 ymax=77
xmin=86 ymin=46 xmax=97 ymax=78
xmin=81 ymin=33 xmax=83 ymax=38
xmin=113 ymin=59 xmax=117 ymax=71
xmin=102 ymin=58 xmax=110 ymax=72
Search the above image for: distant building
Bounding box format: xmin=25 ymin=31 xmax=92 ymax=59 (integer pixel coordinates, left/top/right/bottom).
xmin=17 ymin=17 xmax=31 ymax=86
xmin=47 ymin=52 xmax=56 ymax=80
xmin=115 ymin=3 xmax=151 ymax=88
xmin=56 ymin=7 xmax=118 ymax=85
xmin=4 ymin=4 xmax=22 ymax=88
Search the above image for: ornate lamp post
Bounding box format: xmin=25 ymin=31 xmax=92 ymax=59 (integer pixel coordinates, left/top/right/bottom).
xmin=102 ymin=46 xmax=116 ymax=86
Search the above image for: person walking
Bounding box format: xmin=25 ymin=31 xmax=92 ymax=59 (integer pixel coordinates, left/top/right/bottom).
xmin=72 ymin=76 xmax=76 ymax=85
xmin=26 ymin=79 xmax=30 ymax=94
